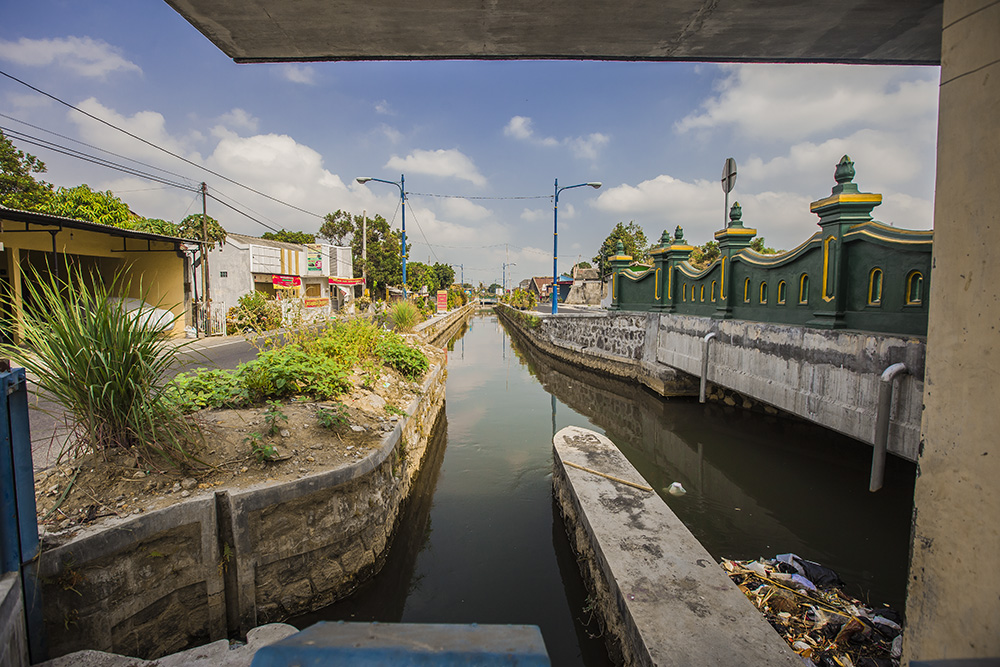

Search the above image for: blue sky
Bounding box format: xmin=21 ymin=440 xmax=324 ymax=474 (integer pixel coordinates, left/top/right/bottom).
xmin=2 ymin=1 xmax=940 ymax=286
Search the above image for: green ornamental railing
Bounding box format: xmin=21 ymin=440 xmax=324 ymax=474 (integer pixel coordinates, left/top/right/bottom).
xmin=610 ymin=156 xmax=932 ymax=336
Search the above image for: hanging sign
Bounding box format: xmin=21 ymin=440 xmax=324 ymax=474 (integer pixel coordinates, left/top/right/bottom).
xmin=329 ymin=277 xmax=365 ymax=286
xmin=306 ymin=248 xmax=323 ymax=272
xmin=436 ymin=290 xmax=448 ymax=313
xmin=272 ymin=275 xmax=302 ymax=289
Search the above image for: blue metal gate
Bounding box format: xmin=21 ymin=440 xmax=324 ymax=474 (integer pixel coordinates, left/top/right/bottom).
xmin=1 ymin=365 xmax=45 ymax=662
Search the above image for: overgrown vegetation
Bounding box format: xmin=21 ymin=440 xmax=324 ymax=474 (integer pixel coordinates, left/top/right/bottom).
xmin=0 ymin=265 xmax=199 ymax=468
xmin=169 ymin=317 xmax=429 ymax=411
xmin=502 ymin=288 xmax=537 ymax=310
xmin=386 ymin=301 xmax=421 ymax=332
xmin=226 ymin=291 xmax=283 ymax=334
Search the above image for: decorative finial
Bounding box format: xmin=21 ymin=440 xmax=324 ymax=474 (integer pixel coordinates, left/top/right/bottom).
xmin=673 ymin=225 xmax=685 ymax=244
xmin=660 ymin=229 xmax=672 ymax=247
xmin=835 ymin=155 xmax=855 ymax=184
xmin=728 ymin=201 xmax=743 ymax=227
xmin=615 ymin=239 xmax=625 ymax=255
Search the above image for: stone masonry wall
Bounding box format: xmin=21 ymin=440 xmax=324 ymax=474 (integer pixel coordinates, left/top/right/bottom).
xmin=36 ymin=357 xmax=447 ymax=661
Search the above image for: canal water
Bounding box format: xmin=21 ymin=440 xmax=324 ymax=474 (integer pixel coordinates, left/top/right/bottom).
xmin=292 ymin=313 xmax=916 ymax=664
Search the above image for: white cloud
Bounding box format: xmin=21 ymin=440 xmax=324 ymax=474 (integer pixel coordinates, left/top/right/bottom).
xmin=378 ymin=124 xmax=402 ymax=144
xmin=440 ymin=197 xmax=492 ymax=221
xmin=520 ymin=207 xmax=548 ymax=222
xmin=568 ymin=133 xmax=609 ymax=161
xmin=375 ymin=100 xmax=394 ymax=115
xmin=595 ymin=174 xmax=819 ymax=250
xmin=504 ymin=115 xmax=605 ymax=158
xmin=676 ymin=63 xmax=939 ymax=142
xmin=385 ymin=148 xmax=486 ymax=186
xmin=0 ymin=36 xmax=141 ymax=78
xmin=68 ymin=97 xmax=200 ymax=166
xmin=280 ymin=64 xmax=316 ymax=85
xmin=217 ymin=108 xmax=259 ymax=133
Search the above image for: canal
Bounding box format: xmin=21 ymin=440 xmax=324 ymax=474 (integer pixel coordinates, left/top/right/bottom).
xmin=292 ymin=312 xmax=916 ymax=664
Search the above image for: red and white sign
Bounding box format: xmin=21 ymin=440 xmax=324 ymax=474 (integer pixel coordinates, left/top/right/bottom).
xmin=436 ymin=290 xmax=448 ymax=313
xmin=329 ymin=277 xmax=365 ymax=286
xmin=272 ymin=275 xmax=301 ymax=288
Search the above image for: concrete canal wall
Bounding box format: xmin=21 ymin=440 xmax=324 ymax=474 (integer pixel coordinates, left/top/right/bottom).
xmin=552 ymin=426 xmax=800 ymax=666
xmin=497 ymin=305 xmax=924 ymax=461
xmin=0 ymin=574 xmax=27 ymax=667
xmin=414 ymin=302 xmax=475 ymax=347
xmin=35 ymin=357 xmax=447 ymax=661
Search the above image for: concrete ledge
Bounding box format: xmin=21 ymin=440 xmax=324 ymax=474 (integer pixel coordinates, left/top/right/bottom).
xmin=36 ymin=357 xmax=448 ymax=660
xmin=414 ymin=302 xmax=475 ymax=347
xmin=552 ymin=426 xmax=800 ymax=666
xmin=0 ymin=573 xmax=28 ymax=667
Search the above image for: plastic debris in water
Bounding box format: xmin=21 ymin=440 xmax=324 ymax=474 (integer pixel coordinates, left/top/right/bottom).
xmin=666 ymin=482 xmax=686 ymax=496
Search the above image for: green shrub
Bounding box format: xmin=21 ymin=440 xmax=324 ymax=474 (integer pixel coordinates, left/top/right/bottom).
xmin=227 ymin=291 xmax=282 ymax=334
xmin=377 ymin=333 xmax=429 ymax=380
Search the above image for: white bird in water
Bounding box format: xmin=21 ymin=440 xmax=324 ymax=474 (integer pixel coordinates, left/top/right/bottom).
xmin=666 ymin=482 xmax=686 ymax=497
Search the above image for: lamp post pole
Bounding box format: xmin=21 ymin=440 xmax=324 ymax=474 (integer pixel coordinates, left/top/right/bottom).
xmin=552 ymin=179 xmax=602 ymax=314
xmin=356 ymin=174 xmax=407 ymax=298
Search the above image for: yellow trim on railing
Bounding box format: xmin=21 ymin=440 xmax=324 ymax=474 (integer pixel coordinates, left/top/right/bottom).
xmin=822 ymin=236 xmax=836 ymax=302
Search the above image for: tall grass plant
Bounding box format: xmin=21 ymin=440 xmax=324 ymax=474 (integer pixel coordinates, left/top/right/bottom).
xmin=1 ymin=265 xmax=200 ymax=467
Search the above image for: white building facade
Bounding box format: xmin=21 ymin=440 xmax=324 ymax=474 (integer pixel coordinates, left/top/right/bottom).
xmin=192 ymin=233 xmax=356 ymax=328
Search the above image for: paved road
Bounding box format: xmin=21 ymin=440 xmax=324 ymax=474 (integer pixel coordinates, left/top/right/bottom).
xmin=27 ymin=334 xmax=258 ymax=471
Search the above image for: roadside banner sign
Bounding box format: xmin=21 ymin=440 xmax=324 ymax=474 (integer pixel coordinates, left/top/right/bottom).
xmin=437 ymin=290 xmax=448 ymax=313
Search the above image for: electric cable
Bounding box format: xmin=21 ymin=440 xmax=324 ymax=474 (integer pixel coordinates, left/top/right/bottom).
xmin=0 ymin=69 xmax=325 ymax=219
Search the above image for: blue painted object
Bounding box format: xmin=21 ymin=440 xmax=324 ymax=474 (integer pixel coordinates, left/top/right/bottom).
xmin=250 ymin=622 xmax=551 ymax=666
xmin=0 ymin=367 xmax=46 ymax=662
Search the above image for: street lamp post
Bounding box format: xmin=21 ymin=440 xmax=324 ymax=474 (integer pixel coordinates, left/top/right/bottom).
xmin=356 ymin=174 xmax=407 ymax=298
xmin=552 ymin=179 xmax=602 ymax=314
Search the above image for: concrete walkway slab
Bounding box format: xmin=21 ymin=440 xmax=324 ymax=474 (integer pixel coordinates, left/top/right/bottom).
xmin=36 ymin=623 xmax=298 ymax=667
xmin=553 ymin=425 xmax=801 ymax=666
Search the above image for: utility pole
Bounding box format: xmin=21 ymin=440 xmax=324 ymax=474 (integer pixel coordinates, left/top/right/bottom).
xmin=201 ymin=182 xmax=211 ymax=336
xmin=362 ymin=209 xmax=367 ymax=297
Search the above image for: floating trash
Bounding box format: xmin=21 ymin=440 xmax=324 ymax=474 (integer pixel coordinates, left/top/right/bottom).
xmin=666 ymin=482 xmax=686 ymax=496
xmin=721 ymin=554 xmax=902 ymax=666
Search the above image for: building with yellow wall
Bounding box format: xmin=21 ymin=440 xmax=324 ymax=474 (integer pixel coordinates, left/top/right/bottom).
xmin=1 ymin=205 xmax=193 ymax=343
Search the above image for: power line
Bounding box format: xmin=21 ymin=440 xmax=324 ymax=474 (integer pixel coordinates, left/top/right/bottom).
xmin=205 ymin=193 xmax=282 ymax=234
xmin=0 ymin=69 xmax=325 ymax=220
xmin=1 ymin=126 xmax=198 ymax=192
xmin=407 ymin=192 xmax=551 ymax=200
xmin=403 ymin=204 xmax=439 ymax=263
xmin=0 ymin=111 xmax=199 ymax=186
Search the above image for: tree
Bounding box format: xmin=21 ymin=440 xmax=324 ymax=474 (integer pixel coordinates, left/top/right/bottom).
xmin=594 ymin=221 xmax=649 ymax=278
xmin=575 ymin=261 xmax=592 ymax=269
xmin=320 ymin=209 xmax=407 ymax=298
xmin=261 ymin=229 xmax=316 ymax=244
xmin=127 ymin=217 xmax=180 ymax=237
xmin=318 ymin=209 xmax=354 ymax=245
xmin=487 ymin=283 xmax=501 ymax=293
xmin=0 ymin=130 xmax=54 ymax=210
xmin=404 ymin=261 xmax=436 ymax=292
xmin=42 ymin=184 xmax=135 ymax=226
xmin=178 ymin=214 xmax=227 ymax=246
xmin=432 ymin=262 xmax=455 ymax=290
xmin=688 ymin=241 xmax=720 ymax=268
xmin=750 ymin=237 xmax=779 ymax=254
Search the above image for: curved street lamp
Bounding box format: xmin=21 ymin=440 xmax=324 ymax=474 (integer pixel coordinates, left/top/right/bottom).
xmin=356 ymin=174 xmax=407 ymax=298
xmin=553 ymin=179 xmax=601 ymax=314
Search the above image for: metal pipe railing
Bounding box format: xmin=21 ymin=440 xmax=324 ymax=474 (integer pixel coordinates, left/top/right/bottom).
xmin=870 ymin=362 xmax=908 ymax=492
xmin=699 ymin=332 xmax=717 ymax=403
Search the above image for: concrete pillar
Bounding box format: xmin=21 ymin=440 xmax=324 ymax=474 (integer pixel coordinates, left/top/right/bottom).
xmin=904 ymin=1 xmax=1000 ymax=662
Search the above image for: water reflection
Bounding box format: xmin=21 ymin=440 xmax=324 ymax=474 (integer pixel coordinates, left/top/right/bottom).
xmin=508 ymin=323 xmax=916 ymax=613
xmin=291 ymin=316 xmax=613 ymax=666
